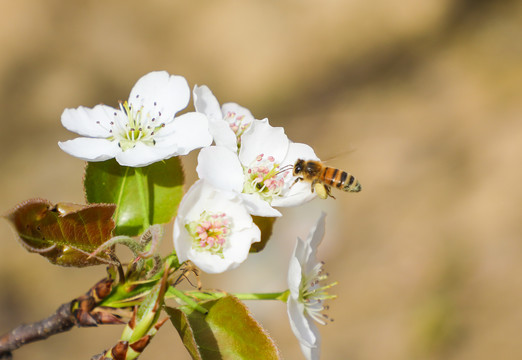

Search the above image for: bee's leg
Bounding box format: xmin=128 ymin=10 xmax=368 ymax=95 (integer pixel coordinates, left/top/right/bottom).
xmin=325 ymin=185 xmax=335 ymax=199
xmin=312 ymin=181 xmax=331 ymax=199
xmin=310 ymin=179 xmax=318 ymax=193
xmin=290 ymin=177 xmax=303 ymax=189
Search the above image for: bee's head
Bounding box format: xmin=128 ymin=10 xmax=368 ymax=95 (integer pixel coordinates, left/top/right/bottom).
xmin=293 ymin=159 xmax=305 ymax=175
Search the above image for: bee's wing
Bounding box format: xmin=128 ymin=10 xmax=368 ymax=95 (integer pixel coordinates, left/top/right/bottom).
xmin=320 ymin=148 xmax=357 ymax=164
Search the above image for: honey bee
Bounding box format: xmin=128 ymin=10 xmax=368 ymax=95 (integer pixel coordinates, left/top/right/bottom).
xmin=290 ymin=159 xmax=361 ymax=199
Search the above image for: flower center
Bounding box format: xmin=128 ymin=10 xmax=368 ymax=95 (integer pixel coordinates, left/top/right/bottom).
xmin=223 ymin=111 xmax=251 ymax=146
xmin=185 ymin=211 xmax=232 ymax=257
xmin=99 ymin=100 xmax=166 ymax=151
xmin=300 ymin=261 xmax=337 ymax=325
xmin=242 ymin=154 xmax=289 ymax=202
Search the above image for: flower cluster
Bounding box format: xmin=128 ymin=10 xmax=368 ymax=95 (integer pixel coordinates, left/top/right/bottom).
xmin=59 ymin=71 xmax=323 ymax=273
xmin=59 ymin=71 xmax=336 ymax=359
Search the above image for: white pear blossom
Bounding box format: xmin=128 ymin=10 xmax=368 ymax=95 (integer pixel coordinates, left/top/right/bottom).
xmin=193 ymin=84 xmax=255 ymax=153
xmin=59 ymin=71 xmax=212 ymax=167
xmin=287 ymin=212 xmax=336 ymax=360
xmin=173 ymin=179 xmax=260 ymax=274
xmin=196 ymin=119 xmax=318 ymax=217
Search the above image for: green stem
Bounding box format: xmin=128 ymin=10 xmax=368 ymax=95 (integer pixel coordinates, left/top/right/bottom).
xmin=181 ymin=290 xmax=289 ymax=302
xmin=168 ymin=287 xmax=209 ymax=314
xmin=135 ymin=167 xmax=151 ymax=229
xmin=233 ymin=292 xmax=289 ymax=301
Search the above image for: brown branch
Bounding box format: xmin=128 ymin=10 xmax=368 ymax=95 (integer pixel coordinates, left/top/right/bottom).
xmin=0 ymin=302 xmax=76 ymax=357
xmin=0 ymin=278 xmax=127 ymax=359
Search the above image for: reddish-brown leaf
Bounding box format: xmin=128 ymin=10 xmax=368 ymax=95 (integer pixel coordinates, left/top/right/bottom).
xmin=5 ymin=198 xmax=116 ymax=267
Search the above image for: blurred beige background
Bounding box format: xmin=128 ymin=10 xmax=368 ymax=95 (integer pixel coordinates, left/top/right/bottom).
xmin=1 ymin=0 xmax=522 ymax=359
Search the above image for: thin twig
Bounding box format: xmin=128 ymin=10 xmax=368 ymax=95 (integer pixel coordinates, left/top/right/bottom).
xmin=0 ymin=302 xmax=76 ymax=357
xmin=0 ymin=278 xmax=126 ymax=358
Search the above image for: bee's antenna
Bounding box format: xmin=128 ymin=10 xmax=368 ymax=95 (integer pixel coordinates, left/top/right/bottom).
xmin=275 ymin=164 xmax=294 ymax=176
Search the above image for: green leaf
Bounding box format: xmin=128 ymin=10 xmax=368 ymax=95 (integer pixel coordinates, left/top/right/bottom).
xmin=4 ymin=199 xmax=116 ymax=267
xmin=122 ymin=267 xmax=169 ymax=344
xmin=84 ymin=157 xmax=184 ymax=236
xmin=166 ymin=295 xmax=281 ymax=360
xmin=249 ymin=216 xmax=276 ymax=253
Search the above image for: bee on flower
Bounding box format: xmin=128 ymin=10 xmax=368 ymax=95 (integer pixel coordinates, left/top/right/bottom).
xmin=196 ymin=119 xmax=319 ymax=217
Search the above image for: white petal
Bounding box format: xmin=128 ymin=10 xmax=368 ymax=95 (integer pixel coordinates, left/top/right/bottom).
xmin=186 ymin=249 xmax=232 ymax=274
xmin=175 ymin=179 xmax=206 ymax=219
xmin=154 ymin=112 xmax=212 ymax=155
xmin=287 ymin=251 xmax=304 ymax=294
xmin=193 ymin=85 xmax=222 ymax=121
xmin=210 ymin=120 xmax=239 ymax=153
xmin=183 ymin=180 xmax=251 ymax=228
xmin=58 ymin=138 xmax=119 ymax=162
xmin=173 ymin=220 xmax=191 ymax=264
xmin=114 ymin=142 xmax=169 ymax=167
xmin=287 ymin=297 xmax=319 ymax=348
xmin=61 ymin=105 xmax=117 ymax=137
xmin=221 ymin=102 xmax=254 ymax=121
xmin=129 ymin=71 xmax=190 ymax=121
xmin=240 ymin=193 xmax=282 ymax=217
xmin=226 ymin=226 xmax=261 ymax=259
xmin=293 ymin=215 xmax=324 ymax=269
xmin=271 ymin=182 xmax=316 ymax=207
xmin=305 ymin=212 xmax=326 ymax=271
xmin=283 ymin=142 xmax=319 ymax=167
xmin=201 ymin=225 xmax=260 ymax=273
xmin=217 ymin=102 xmax=255 ymax=152
xmin=196 ymin=146 xmax=244 ymax=192
xmin=239 ymin=119 xmax=289 ymax=165
xmin=299 ymin=336 xmax=321 ymax=360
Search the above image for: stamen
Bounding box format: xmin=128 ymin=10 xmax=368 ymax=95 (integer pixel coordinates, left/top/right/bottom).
xmin=297 ymin=258 xmax=337 ymax=327
xmin=119 ymin=101 xmax=128 ymax=116
xmin=222 ymin=110 xmax=253 ymax=146
xmin=242 ymin=154 xmax=288 ymax=202
xmin=185 ymin=211 xmax=232 ymax=257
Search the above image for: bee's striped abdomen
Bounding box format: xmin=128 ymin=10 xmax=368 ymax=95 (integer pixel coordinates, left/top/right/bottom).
xmin=320 ymin=167 xmax=337 ymax=186
xmin=342 ymin=173 xmax=361 ymax=192
xmin=321 ymin=167 xmax=361 ymax=192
